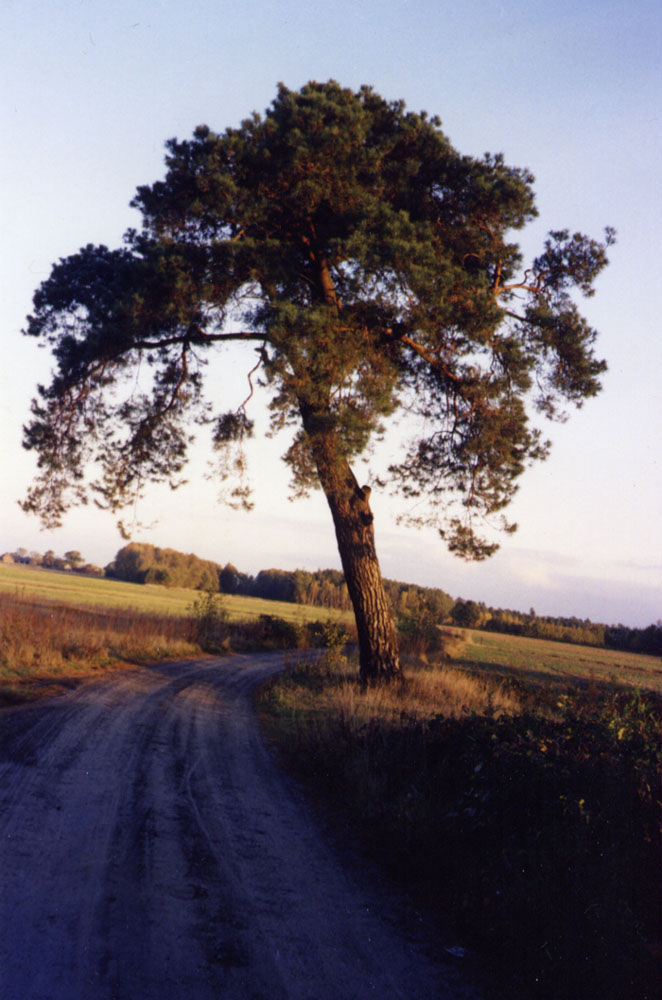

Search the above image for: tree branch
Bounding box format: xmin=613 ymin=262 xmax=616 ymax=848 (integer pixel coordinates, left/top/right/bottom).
xmin=239 ymin=343 xmax=267 ymax=412
xmin=384 ymin=328 xmax=462 ymax=384
xmin=132 ymin=328 xmax=266 ymax=350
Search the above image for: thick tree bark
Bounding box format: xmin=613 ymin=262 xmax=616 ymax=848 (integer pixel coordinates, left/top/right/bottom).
xmin=300 ymin=407 xmax=401 ymax=682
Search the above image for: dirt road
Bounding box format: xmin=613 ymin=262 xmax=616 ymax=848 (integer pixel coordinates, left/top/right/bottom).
xmin=0 ymin=654 xmax=479 ymax=999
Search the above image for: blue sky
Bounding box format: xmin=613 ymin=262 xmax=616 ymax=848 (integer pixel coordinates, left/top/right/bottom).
xmin=2 ymin=0 xmax=661 ymax=625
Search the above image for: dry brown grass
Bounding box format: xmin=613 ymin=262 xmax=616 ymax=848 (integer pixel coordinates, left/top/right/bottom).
xmin=324 ymin=628 xmax=523 ymax=728
xmin=265 ymin=646 xmax=524 ymax=739
xmin=331 ymin=665 xmax=523 ymax=731
xmin=0 ymin=592 xmax=199 ymax=701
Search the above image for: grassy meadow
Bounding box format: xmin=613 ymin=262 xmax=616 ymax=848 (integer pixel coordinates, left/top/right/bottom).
xmin=451 ymin=626 xmax=662 ymax=694
xmin=0 ymin=563 xmax=352 ymax=624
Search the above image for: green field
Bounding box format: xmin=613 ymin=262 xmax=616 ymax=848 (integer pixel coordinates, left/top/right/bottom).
xmin=455 ymin=627 xmax=662 ymax=693
xmin=0 ymin=564 xmax=352 ymax=625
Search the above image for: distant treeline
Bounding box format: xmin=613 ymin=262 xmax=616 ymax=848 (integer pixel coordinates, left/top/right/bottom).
xmin=107 ymin=542 xmax=220 ymax=592
xmin=105 ymin=543 xmax=662 ymax=655
xmin=5 ymin=542 xmax=660 ymax=656
xmin=452 ymin=600 xmax=662 ymax=656
xmin=105 ymin=543 xmax=455 ymax=621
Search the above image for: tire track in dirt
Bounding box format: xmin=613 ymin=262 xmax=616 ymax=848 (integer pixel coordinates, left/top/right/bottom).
xmin=0 ymin=654 xmax=480 ymax=999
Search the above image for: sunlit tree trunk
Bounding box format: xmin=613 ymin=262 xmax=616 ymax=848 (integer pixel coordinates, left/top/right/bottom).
xmin=300 ymin=407 xmax=401 ymax=682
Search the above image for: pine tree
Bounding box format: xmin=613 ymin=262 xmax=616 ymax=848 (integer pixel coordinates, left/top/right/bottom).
xmin=21 ymin=81 xmax=613 ymax=680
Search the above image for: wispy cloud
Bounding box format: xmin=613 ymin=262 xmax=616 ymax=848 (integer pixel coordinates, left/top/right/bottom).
xmin=615 ymin=560 xmax=662 ymax=574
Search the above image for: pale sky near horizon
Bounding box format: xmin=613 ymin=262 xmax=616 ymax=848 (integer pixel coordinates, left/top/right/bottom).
xmin=1 ymin=0 xmax=661 ymax=626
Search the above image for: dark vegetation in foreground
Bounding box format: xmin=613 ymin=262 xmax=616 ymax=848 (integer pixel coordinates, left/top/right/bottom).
xmin=259 ymin=645 xmax=662 ymax=1000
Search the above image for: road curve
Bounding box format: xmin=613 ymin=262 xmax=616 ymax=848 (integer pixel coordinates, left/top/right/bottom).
xmin=0 ymin=654 xmax=479 ymax=1000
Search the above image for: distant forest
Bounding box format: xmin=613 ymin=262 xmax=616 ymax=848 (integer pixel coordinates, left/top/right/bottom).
xmin=4 ymin=542 xmax=661 ymax=656
xmin=104 ymin=542 xmax=455 ymax=623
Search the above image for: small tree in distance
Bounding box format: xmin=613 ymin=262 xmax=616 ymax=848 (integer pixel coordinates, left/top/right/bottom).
xmin=21 ymin=81 xmax=613 ymax=681
xmin=451 ymin=598 xmax=484 ymax=630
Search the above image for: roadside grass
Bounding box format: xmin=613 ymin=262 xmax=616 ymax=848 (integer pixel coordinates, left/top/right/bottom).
xmin=0 ymin=564 xmax=353 ymax=625
xmin=0 ymin=584 xmax=352 ymax=705
xmin=0 ymin=592 xmax=200 ymax=703
xmin=258 ymin=640 xmax=662 ymax=1000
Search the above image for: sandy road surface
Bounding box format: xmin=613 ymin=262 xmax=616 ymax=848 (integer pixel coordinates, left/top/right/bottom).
xmin=0 ymin=654 xmax=479 ymax=1000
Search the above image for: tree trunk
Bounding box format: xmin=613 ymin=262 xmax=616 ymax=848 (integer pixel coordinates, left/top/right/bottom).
xmin=300 ymin=407 xmax=402 ymax=682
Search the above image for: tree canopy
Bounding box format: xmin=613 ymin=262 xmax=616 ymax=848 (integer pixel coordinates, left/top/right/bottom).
xmin=21 ymin=81 xmax=613 ymax=678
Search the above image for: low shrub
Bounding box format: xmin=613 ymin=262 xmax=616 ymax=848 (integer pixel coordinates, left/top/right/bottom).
xmin=256 ymin=614 xmax=305 ymax=649
xmin=189 ymin=590 xmax=230 ymax=653
xmin=229 ymin=614 xmax=353 ymax=653
xmin=397 ymin=610 xmax=446 ymax=660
